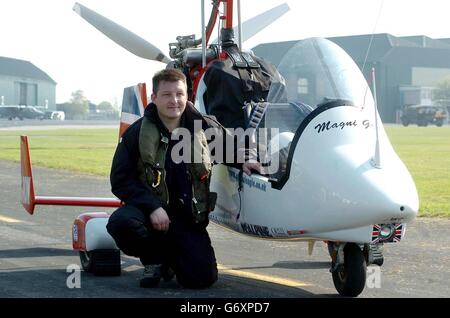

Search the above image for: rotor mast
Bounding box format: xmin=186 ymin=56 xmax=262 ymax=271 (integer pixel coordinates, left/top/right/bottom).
xmin=237 ymin=0 xmax=243 ymax=50
xmin=223 ymin=0 xmax=234 ymax=29
xmin=201 ymin=0 xmax=206 ymax=67
xmin=200 ymin=0 xmax=236 ymax=66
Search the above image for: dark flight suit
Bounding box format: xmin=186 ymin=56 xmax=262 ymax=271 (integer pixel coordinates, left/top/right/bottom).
xmin=106 ymin=102 xmax=220 ymax=289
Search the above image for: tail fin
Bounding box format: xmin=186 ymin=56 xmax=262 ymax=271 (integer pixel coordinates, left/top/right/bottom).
xmin=20 ymin=136 xmax=36 ymax=215
xmin=119 ymin=83 xmax=147 ymax=138
xmin=20 ymin=136 xmax=121 ymax=215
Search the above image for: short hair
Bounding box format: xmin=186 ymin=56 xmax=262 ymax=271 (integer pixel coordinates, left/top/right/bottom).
xmin=152 ymin=69 xmax=187 ymax=95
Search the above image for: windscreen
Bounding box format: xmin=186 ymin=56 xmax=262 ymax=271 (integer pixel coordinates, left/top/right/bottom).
xmin=260 ymin=38 xmax=374 ymax=183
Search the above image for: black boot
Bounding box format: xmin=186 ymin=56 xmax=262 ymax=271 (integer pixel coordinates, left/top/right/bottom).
xmin=161 ymin=264 xmax=175 ymax=282
xmin=140 ymin=264 xmax=162 ymax=288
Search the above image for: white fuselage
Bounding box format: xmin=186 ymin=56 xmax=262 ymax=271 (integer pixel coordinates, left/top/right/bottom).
xmin=209 ymin=105 xmax=418 ymax=243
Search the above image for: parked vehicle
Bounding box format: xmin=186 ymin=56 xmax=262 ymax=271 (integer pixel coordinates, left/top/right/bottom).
xmin=401 ymin=105 xmax=447 ymax=127
xmin=44 ymin=111 xmax=65 ymax=120
xmin=0 ymin=105 xmax=45 ymax=120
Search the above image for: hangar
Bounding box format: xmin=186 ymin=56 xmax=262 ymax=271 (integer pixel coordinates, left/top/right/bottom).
xmin=0 ymin=56 xmax=56 ymax=110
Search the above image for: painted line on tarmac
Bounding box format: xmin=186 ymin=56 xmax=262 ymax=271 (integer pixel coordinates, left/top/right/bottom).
xmin=218 ymin=264 xmax=312 ymax=287
xmin=0 ymin=215 xmax=23 ymax=223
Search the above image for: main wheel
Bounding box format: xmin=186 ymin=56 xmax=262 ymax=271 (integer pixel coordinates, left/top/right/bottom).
xmin=332 ymin=243 xmax=367 ymax=297
xmin=79 ymin=249 xmax=121 ymax=276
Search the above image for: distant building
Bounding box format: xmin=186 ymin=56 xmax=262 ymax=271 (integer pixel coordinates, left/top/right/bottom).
xmin=253 ymin=34 xmax=450 ymax=123
xmin=0 ymin=56 xmax=56 ymax=110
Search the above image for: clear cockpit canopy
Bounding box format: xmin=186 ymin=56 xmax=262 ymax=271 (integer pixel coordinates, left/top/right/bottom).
xmin=261 ymin=38 xmax=375 ymax=182
xmin=268 ymin=37 xmax=374 ymax=110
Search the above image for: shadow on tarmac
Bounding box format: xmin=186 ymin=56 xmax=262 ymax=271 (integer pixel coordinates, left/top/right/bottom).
xmin=0 ymin=247 xmax=77 ymax=259
xmin=232 ymin=260 xmax=330 ymax=271
xmin=0 ymin=257 xmax=322 ymax=298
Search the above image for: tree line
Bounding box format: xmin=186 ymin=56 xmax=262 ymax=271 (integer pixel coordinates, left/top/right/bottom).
xmin=57 ymin=90 xmax=119 ymax=120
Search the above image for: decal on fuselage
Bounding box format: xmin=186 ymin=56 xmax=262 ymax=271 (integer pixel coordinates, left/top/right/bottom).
xmin=371 ymin=224 xmax=403 ymax=243
xmin=383 ymin=217 xmax=406 ymax=223
xmin=270 ymin=227 xmax=288 ymax=237
xmin=240 ymin=223 xmax=273 ymax=237
xmin=228 ymin=170 xmax=267 ymax=192
xmin=287 ymin=230 xmax=306 ymax=236
xmin=314 ymin=119 xmax=370 ymax=134
xmin=72 ymin=224 xmax=79 ymax=242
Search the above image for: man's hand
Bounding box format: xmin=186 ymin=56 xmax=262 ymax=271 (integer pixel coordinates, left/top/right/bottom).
xmin=150 ymin=207 xmax=170 ymax=232
xmin=242 ymin=161 xmax=262 ymax=176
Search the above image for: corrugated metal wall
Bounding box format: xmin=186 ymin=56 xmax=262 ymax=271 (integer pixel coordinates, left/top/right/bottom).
xmin=0 ymin=75 xmax=55 ymax=109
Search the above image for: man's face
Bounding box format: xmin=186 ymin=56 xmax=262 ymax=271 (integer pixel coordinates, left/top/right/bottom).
xmin=151 ymin=80 xmax=187 ymax=121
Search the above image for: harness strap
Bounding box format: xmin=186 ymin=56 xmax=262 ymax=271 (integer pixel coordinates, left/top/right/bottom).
xmin=241 ymin=51 xmax=260 ymax=69
xmin=225 ymin=45 xmax=254 ymax=104
xmin=225 ymin=45 xmax=249 ymax=69
xmin=246 ymin=101 xmax=269 ymax=129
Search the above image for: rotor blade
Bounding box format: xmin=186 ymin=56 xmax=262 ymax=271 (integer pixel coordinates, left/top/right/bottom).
xmin=213 ymin=3 xmax=290 ymax=44
xmin=238 ymin=3 xmax=290 ymax=43
xmin=73 ymin=2 xmax=171 ymax=63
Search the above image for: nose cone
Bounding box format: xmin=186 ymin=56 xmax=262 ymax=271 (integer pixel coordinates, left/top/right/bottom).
xmin=359 ymin=154 xmax=419 ymax=224
xmin=329 ymin=130 xmax=420 ymax=224
xmin=291 ymin=144 xmax=419 ymax=232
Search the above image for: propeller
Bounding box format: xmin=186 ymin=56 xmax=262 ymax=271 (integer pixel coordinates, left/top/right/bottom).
xmin=238 ymin=3 xmax=290 ymax=43
xmin=73 ymin=2 xmax=171 ymax=63
xmin=213 ymin=3 xmax=290 ymax=44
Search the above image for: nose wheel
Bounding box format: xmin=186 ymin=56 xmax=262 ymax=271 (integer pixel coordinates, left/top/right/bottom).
xmin=329 ymin=242 xmax=367 ymax=297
